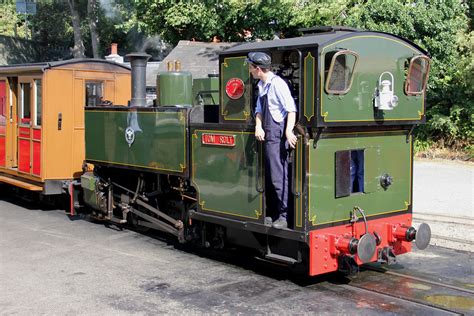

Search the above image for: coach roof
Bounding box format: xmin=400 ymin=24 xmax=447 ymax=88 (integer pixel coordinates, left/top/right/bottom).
xmin=0 ymin=59 xmax=130 ymax=74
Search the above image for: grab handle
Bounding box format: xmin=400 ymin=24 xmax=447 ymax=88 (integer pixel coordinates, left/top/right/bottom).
xmin=291 ymin=135 xmax=302 ymax=197
xmin=256 ymin=141 xmax=264 ymax=193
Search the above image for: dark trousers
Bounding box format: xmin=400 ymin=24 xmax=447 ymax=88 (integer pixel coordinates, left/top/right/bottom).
xmin=350 ymin=150 xmax=364 ymax=192
xmin=260 ymin=95 xmax=289 ymax=220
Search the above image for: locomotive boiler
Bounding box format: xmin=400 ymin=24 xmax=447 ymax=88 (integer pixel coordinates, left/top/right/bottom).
xmin=81 ymin=27 xmax=432 ymax=276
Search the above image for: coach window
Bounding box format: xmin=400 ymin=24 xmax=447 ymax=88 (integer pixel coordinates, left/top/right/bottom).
xmin=325 ymin=50 xmax=358 ymax=94
xmin=19 ymin=82 xmax=31 ymax=125
xmin=405 ymin=56 xmax=430 ymax=95
xmin=34 ymin=79 xmax=42 ymax=126
xmin=85 ymin=81 xmax=103 ymax=106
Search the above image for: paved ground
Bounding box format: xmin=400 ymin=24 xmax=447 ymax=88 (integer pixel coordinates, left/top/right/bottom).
xmin=413 ymin=159 xmax=473 ymax=219
xmin=0 ymin=197 xmax=472 ymax=315
xmin=412 ymin=160 xmax=473 ymax=251
xmin=0 ymin=159 xmax=472 ymax=314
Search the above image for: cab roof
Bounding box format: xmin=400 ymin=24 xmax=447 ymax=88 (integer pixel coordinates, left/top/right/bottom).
xmin=222 ymin=28 xmax=428 ymax=56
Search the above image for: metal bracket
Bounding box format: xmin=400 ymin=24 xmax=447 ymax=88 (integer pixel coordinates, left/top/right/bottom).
xmin=312 ymin=127 xmax=324 ymax=149
xmin=407 ymin=125 xmax=415 ymax=143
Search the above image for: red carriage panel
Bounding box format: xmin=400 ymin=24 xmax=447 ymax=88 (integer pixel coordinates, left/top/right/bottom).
xmin=32 ymin=129 xmax=41 ymax=176
xmin=18 ymin=127 xmax=30 ymax=173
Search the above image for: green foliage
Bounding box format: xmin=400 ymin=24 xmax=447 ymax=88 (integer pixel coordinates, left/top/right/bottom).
xmin=2 ymin=0 xmax=471 ymax=151
xmin=342 ymin=0 xmax=472 ymax=150
xmin=25 ymin=0 xmax=142 ymax=58
xmin=30 ymin=1 xmax=74 ymax=49
xmin=0 ymin=0 xmax=30 ymax=38
xmin=122 ymin=0 xmax=474 ymax=151
xmin=413 ymin=138 xmax=434 ymax=153
xmin=288 ymin=0 xmax=351 ymax=28
xmin=134 ymin=0 xmax=300 ymax=45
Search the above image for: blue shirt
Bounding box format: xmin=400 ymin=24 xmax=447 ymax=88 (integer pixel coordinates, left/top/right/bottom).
xmin=255 ymin=72 xmax=297 ymax=123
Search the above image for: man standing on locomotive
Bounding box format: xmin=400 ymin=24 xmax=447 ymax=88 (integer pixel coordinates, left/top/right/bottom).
xmin=247 ymin=52 xmax=297 ymax=229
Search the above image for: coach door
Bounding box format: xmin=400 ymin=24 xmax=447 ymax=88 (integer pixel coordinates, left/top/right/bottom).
xmin=16 ymin=77 xmax=42 ymax=176
xmin=3 ymin=77 xmax=18 ymax=169
xmin=0 ymin=79 xmax=6 ymax=167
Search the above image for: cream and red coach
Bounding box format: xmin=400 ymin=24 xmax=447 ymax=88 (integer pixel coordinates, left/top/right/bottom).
xmin=0 ymin=60 xmax=130 ymax=197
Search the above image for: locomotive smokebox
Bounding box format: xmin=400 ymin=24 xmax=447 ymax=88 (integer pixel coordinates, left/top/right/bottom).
xmin=126 ymin=53 xmax=151 ymax=107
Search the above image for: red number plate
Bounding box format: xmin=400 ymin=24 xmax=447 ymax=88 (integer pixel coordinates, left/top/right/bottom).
xmin=202 ymin=133 xmax=236 ymax=147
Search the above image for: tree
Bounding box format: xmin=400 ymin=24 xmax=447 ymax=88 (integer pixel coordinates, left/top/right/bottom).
xmin=87 ymin=0 xmax=100 ymax=58
xmin=30 ymin=1 xmax=74 ymax=52
xmin=67 ymin=0 xmax=86 ymax=58
xmin=134 ymin=0 xmax=300 ymax=45
xmin=342 ymin=0 xmax=472 ymax=150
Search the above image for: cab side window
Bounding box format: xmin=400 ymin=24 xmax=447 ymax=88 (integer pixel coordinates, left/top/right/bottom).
xmin=325 ymin=50 xmax=358 ymax=94
xmin=405 ymin=56 xmax=430 ymax=95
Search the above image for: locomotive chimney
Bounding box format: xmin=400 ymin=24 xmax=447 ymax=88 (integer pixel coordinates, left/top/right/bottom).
xmin=126 ymin=53 xmax=151 ymax=107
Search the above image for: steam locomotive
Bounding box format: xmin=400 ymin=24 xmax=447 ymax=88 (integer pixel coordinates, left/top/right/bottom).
xmin=17 ymin=27 xmax=437 ymax=276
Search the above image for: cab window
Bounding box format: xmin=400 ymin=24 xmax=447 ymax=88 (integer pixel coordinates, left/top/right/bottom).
xmin=405 ymin=56 xmax=430 ymax=95
xmin=85 ymin=81 xmax=103 ymax=106
xmin=325 ymin=50 xmax=358 ymax=94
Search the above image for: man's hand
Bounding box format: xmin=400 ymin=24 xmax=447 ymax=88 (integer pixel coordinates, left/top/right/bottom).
xmin=255 ymin=125 xmax=265 ymax=141
xmin=255 ymin=113 xmax=265 ymax=141
xmin=286 ymin=129 xmax=297 ymax=148
xmin=285 ymin=112 xmax=297 ymax=149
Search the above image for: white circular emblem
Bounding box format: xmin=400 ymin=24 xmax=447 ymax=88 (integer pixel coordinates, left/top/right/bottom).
xmin=125 ymin=127 xmax=135 ymax=147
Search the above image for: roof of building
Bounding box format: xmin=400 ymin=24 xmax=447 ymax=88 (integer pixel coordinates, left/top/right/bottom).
xmin=156 ymin=41 xmax=237 ymax=80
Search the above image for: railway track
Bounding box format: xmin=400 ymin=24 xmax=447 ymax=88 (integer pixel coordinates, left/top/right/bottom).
xmin=340 ymin=265 xmax=474 ymax=315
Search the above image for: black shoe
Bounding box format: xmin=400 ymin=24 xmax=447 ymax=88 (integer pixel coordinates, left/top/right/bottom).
xmin=272 ymin=218 xmax=287 ymax=229
xmin=264 ymin=217 xmax=273 ymax=226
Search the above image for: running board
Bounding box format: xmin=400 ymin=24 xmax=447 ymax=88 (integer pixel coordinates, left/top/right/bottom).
xmin=0 ymin=175 xmax=42 ymax=191
xmin=264 ymin=253 xmax=298 ymax=265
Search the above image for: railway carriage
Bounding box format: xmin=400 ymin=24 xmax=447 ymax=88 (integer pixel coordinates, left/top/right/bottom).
xmin=0 ymin=60 xmax=130 ymax=197
xmin=82 ymin=27 xmax=432 ymax=276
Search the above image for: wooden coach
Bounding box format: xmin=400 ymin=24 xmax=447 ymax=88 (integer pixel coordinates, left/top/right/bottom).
xmin=0 ymin=59 xmax=130 ymax=194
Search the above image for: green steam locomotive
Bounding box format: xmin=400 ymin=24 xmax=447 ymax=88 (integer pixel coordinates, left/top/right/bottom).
xmin=81 ymin=27 xmax=432 ymax=276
